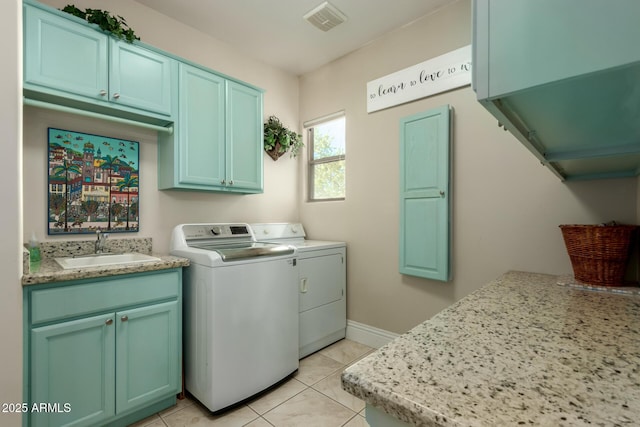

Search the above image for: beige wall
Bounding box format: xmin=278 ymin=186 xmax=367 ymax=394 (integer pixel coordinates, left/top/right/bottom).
xmin=25 ymin=0 xmax=301 ymax=252
xmin=0 ymin=1 xmax=22 ymax=425
xmin=298 ymin=0 xmax=638 ymax=334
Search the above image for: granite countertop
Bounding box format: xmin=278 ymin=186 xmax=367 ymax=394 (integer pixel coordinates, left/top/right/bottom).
xmin=22 ymin=255 xmax=189 ymax=285
xmin=22 ymin=237 xmax=190 ymax=285
xmin=341 ymin=271 xmax=640 ymax=426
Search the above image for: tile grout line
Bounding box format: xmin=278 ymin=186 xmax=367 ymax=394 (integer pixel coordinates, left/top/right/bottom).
xmin=253 ymin=361 xmax=356 ymax=426
xmin=141 ymin=340 xmax=374 ymax=427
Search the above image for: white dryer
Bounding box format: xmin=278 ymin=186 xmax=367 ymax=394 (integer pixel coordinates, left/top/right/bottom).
xmin=251 ymin=223 xmax=346 ymax=358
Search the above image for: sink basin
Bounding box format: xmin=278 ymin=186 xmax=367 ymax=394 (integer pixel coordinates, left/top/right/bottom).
xmin=55 ymin=253 xmax=161 ymax=270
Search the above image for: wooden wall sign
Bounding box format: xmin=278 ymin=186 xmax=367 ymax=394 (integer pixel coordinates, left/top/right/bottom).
xmin=367 ymin=45 xmax=471 ymax=113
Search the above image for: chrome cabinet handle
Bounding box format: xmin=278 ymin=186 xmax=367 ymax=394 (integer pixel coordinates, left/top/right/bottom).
xmin=99 ymin=90 xmax=107 ymax=97
xmin=221 ymin=179 xmax=226 ymax=185
xmin=121 ymin=315 xmax=129 ymax=322
xmin=113 ymin=93 xmax=120 ymax=99
xmin=229 ymin=180 xmax=233 ymax=186
xmin=105 ymin=318 xmax=113 ymax=325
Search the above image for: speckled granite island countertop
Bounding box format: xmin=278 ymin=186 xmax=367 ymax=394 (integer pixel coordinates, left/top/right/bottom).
xmin=22 ymin=237 xmax=189 ymax=285
xmin=341 ymin=271 xmax=640 ymax=426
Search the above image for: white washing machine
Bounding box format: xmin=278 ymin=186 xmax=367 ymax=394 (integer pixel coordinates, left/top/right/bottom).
xmin=170 ymin=223 xmax=299 ymax=412
xmin=251 ymin=223 xmax=346 ymax=358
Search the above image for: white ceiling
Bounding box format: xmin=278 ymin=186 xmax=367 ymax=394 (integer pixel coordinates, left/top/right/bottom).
xmin=132 ymin=0 xmax=455 ymax=76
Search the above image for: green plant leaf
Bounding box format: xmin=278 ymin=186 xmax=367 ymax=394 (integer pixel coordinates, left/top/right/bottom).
xmin=60 ymin=4 xmax=140 ymax=43
xmin=263 ymin=115 xmax=304 ymax=158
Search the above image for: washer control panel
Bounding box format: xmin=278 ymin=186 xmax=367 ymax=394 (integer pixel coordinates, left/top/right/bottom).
xmin=182 ymin=224 xmax=251 ymax=241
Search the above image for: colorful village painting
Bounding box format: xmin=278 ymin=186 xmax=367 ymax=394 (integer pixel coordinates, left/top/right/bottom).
xmin=48 ymin=128 xmax=140 ymax=235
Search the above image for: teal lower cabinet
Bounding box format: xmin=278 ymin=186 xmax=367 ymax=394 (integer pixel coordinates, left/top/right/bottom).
xmin=24 ymin=269 xmax=182 ymax=427
xmin=366 ymin=404 xmax=411 ymax=427
xmin=115 ymin=301 xmax=179 ymax=414
xmin=31 ymin=313 xmax=116 ymax=426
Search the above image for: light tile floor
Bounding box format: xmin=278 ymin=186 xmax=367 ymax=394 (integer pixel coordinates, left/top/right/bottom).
xmin=129 ymin=339 xmax=374 ymax=427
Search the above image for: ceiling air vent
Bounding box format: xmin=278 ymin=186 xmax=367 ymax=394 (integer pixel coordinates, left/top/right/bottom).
xmin=304 ymin=1 xmax=348 ymax=32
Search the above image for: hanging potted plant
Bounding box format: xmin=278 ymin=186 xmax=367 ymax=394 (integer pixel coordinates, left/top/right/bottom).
xmin=263 ymin=116 xmax=303 ymax=161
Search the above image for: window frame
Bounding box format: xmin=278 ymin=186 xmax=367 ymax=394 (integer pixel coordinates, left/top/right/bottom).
xmin=305 ymin=111 xmax=346 ymax=202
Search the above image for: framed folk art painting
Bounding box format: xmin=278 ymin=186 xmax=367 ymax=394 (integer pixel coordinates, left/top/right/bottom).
xmin=47 ymin=128 xmax=140 ymax=235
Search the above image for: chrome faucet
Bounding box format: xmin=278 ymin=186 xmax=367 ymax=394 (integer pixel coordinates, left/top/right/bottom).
xmin=95 ymin=230 xmax=109 ymax=254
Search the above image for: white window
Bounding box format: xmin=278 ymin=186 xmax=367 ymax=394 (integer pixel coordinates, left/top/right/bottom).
xmin=305 ymin=112 xmax=346 ymax=201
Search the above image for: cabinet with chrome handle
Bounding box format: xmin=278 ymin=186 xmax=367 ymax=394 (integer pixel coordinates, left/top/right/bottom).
xmin=24 ymin=1 xmax=175 ymax=121
xmin=158 ymin=62 xmax=263 ymax=193
xmin=24 ymin=269 xmax=182 ymax=427
xmin=98 ymin=90 xmax=121 ymax=100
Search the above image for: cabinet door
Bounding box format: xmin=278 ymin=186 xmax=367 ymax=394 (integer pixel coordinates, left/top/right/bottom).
xmin=110 ymin=40 xmax=173 ymax=116
xmin=31 ymin=313 xmax=115 ymax=427
xmin=24 ymin=4 xmax=108 ymax=100
xmin=399 ymin=106 xmax=451 ymax=281
xmin=226 ymin=81 xmax=264 ymax=192
xmin=298 ymin=252 xmax=346 ymax=356
xmin=299 ymin=254 xmax=344 ymax=312
xmin=116 ymin=301 xmax=179 ymax=413
xmin=178 ymin=63 xmax=226 ymax=187
xmin=474 ymin=0 xmax=640 ymax=99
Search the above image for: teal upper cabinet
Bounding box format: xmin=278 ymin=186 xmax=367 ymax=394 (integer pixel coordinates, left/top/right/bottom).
xmin=24 ymin=4 xmax=108 ymax=101
xmin=108 ymin=40 xmax=173 ymax=116
xmin=24 ymin=0 xmax=264 ymax=193
xmin=473 ymin=0 xmax=640 ymax=181
xmin=24 ymin=0 xmax=175 ymax=123
xmin=175 ymin=64 xmax=225 ymax=188
xmin=399 ymin=106 xmax=451 ymax=281
xmin=158 ymin=63 xmax=264 ymax=193
xmin=226 ymin=81 xmax=264 ymax=191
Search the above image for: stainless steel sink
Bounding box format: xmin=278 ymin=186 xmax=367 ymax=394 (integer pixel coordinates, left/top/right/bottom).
xmin=55 ymin=252 xmax=161 ymax=269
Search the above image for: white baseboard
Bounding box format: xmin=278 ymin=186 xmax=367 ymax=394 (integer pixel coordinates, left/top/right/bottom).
xmin=345 ymin=320 xmax=399 ymax=349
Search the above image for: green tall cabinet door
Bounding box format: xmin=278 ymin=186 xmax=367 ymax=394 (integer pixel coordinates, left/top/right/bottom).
xmin=399 ymin=106 xmax=451 ymax=281
xmin=116 ymin=301 xmax=179 ymax=413
xmin=177 ymin=63 xmax=226 ymax=187
xmin=226 ymin=81 xmax=264 ymax=192
xmin=24 ymin=4 xmax=108 ymax=100
xmin=31 ymin=313 xmax=116 ymax=427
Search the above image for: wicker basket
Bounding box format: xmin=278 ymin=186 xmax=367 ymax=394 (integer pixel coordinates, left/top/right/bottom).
xmin=560 ymin=224 xmax=637 ymax=286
